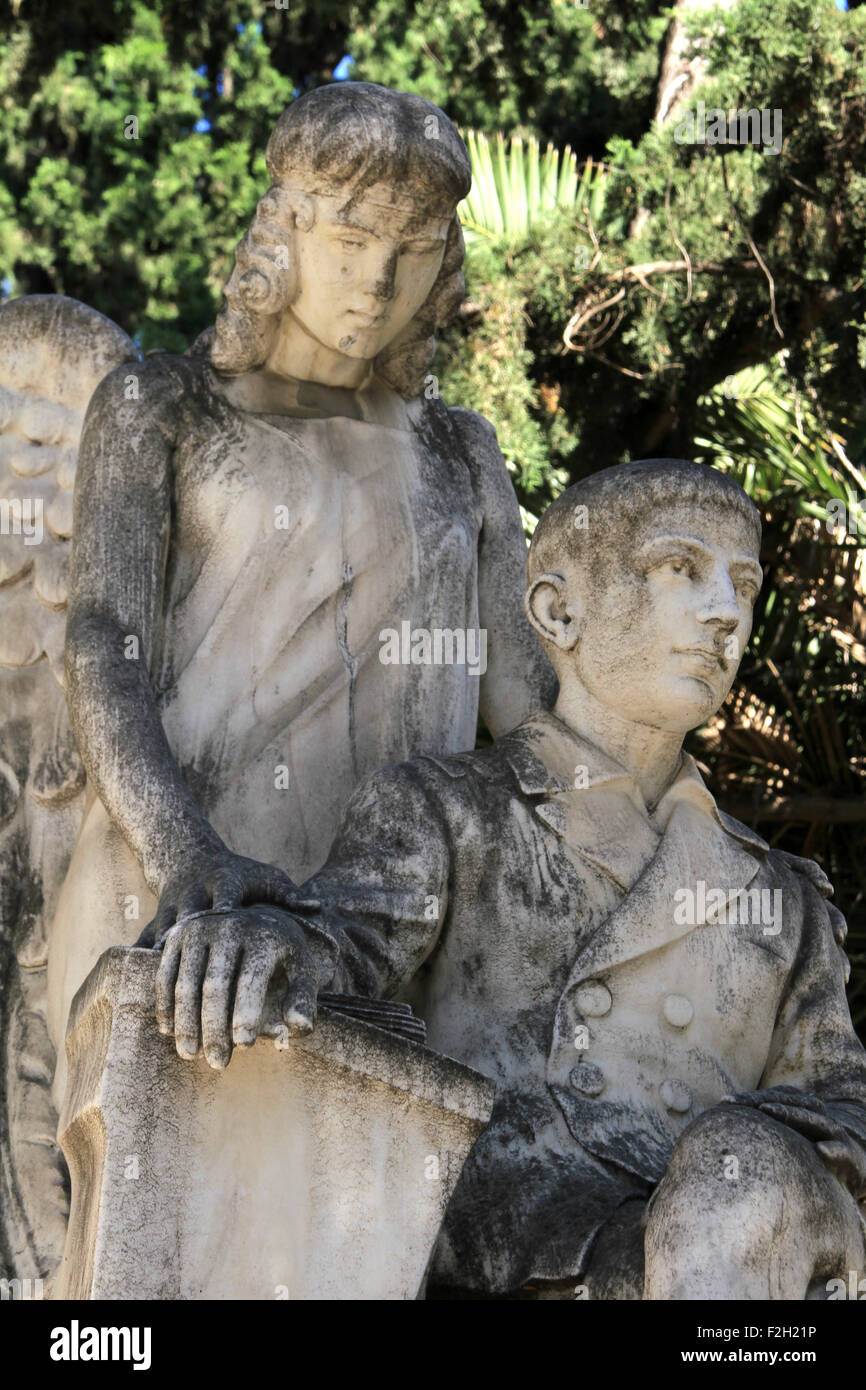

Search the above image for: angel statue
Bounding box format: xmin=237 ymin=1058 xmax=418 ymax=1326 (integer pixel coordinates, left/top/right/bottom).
xmin=0 ymin=82 xmax=554 ymax=1286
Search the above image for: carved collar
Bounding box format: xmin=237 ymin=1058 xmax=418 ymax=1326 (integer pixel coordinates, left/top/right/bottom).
xmin=500 ymin=710 xmax=768 ymax=860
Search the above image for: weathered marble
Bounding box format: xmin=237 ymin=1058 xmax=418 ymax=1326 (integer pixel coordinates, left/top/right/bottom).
xmin=46 ymin=80 xmax=553 ymax=1108
xmin=157 ymin=460 xmax=866 ymax=1299
xmin=0 ymin=296 xmax=137 ymax=1283
xmin=7 ymin=75 xmax=861 ymax=1307
xmin=0 ymin=82 xmax=554 ymax=1285
xmin=56 ymin=947 xmax=494 ymax=1300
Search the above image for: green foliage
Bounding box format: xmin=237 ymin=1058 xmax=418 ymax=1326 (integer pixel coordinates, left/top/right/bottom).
xmin=438 ymin=230 xmax=567 ymax=505
xmin=559 ymin=0 xmax=866 ymax=472
xmin=0 ymin=4 xmax=302 ymax=349
xmin=438 ymin=132 xmax=610 ymax=511
xmin=694 ymin=356 xmax=866 ymax=519
xmin=431 ymin=0 xmax=866 ymax=570
xmin=346 ymin=0 xmax=671 ymax=153
xmin=458 ymin=130 xmax=605 ymax=244
xmin=0 ymin=0 xmax=670 ymax=354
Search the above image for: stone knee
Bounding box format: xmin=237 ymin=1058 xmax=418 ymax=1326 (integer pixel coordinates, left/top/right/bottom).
xmin=643 ymin=1105 xmax=863 ymax=1300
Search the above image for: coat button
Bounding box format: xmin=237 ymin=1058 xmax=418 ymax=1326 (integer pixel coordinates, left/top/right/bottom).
xmin=663 ymin=994 xmax=694 ymax=1028
xmin=570 ymin=1063 xmax=605 ymax=1097
xmin=575 ymin=981 xmax=612 ymax=1017
xmin=660 ymin=1078 xmax=692 ymax=1113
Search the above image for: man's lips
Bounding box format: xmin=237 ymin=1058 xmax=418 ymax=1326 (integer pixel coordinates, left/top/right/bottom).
xmin=674 ymin=645 xmax=728 ymax=671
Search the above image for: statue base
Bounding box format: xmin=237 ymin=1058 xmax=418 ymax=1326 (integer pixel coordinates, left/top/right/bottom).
xmin=54 ymin=948 xmax=494 ymax=1300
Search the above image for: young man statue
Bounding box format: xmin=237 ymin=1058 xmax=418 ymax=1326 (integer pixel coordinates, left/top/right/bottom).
xmin=153 ymin=459 xmax=866 ymax=1299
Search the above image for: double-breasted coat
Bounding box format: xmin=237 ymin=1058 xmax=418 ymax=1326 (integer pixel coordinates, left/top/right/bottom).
xmin=299 ymin=711 xmax=866 ymax=1291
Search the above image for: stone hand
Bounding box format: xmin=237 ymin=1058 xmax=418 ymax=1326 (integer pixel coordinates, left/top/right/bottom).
xmin=154 ymin=907 xmax=339 ymax=1070
xmin=719 ymin=1085 xmax=866 ymax=1199
xmin=136 ymin=850 xmax=302 ymax=949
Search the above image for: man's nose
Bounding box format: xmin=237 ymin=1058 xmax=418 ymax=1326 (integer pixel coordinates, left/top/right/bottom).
xmin=697 ymin=571 xmax=740 ymax=632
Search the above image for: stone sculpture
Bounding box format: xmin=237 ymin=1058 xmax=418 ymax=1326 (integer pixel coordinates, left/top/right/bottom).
xmin=0 ymin=297 xmax=138 ymax=1282
xmin=55 ymin=948 xmax=495 ymax=1300
xmin=158 ymin=460 xmax=866 ymax=1299
xmin=0 ymin=82 xmax=554 ymax=1286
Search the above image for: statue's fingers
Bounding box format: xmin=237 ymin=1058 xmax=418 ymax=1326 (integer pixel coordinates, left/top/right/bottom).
xmin=827 ymin=903 xmax=848 ymax=948
xmin=209 ymin=871 xmax=245 ymax=912
xmin=259 ymin=865 xmax=301 ymax=908
xmin=232 ymin=948 xmax=274 ymax=1047
xmin=769 ymin=1087 xmax=825 ymax=1112
xmin=174 ymin=881 xmax=214 ymax=922
xmin=155 ymin=927 xmax=184 ymax=1034
xmin=281 ymin=968 xmax=318 ymax=1038
xmin=749 ymin=1085 xmax=821 ymax=1110
xmin=140 ymin=896 xmax=179 ymax=950
xmin=201 ymin=939 xmax=240 ymax=1070
xmin=173 ymin=936 xmax=209 ymax=1059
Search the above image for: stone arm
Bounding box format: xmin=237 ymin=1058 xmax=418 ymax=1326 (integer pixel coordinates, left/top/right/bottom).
xmin=297 ymin=761 xmax=453 ymax=999
xmin=449 ymin=407 xmax=557 ymax=735
xmin=152 ymin=758 xmax=453 ymax=1068
xmin=65 ymin=359 xmax=298 ymax=930
xmin=726 ymin=869 xmax=866 ymax=1198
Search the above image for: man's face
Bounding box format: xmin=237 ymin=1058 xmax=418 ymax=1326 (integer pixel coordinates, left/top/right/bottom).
xmin=565 ymin=502 xmax=762 ymax=733
xmin=286 ymin=185 xmax=450 ymax=360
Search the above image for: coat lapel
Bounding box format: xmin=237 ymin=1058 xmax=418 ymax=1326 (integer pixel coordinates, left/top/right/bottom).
xmin=501 ymin=712 xmax=769 ymax=981
xmin=502 ymin=712 xmax=660 ymax=889
xmin=564 ymin=796 xmax=764 ymax=986
xmin=535 ymin=786 xmax=660 ymax=892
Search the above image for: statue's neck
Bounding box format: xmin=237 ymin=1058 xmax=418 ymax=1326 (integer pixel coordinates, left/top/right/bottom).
xmin=264 ymin=312 xmax=373 ymax=390
xmin=210 ymin=368 xmax=365 ymax=421
xmin=553 ymin=682 xmax=684 ymax=811
xmin=207 ymin=363 xmax=415 ymax=431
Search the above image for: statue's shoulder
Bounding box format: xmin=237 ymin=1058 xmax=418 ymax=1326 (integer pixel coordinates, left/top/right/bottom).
xmin=409 ymin=395 xmax=499 ymax=450
xmin=721 ymin=821 xmax=836 ymax=904
xmin=445 ymin=403 xmax=501 ymax=455
xmin=413 ymin=742 xmax=522 ymax=814
xmin=435 ymin=403 xmax=519 ymax=514
xmin=82 ymin=350 xmax=217 ymax=446
xmin=90 ymin=347 xmax=203 ymax=398
xmin=761 ymin=845 xmax=850 ymax=967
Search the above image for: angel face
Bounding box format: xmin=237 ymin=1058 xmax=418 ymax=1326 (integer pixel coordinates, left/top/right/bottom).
xmin=286 ymin=185 xmax=450 ymax=360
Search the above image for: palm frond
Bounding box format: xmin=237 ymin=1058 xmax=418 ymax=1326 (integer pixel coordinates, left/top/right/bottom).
xmin=694 ymin=357 xmax=866 ymax=517
xmin=458 ymin=130 xmax=599 ymax=248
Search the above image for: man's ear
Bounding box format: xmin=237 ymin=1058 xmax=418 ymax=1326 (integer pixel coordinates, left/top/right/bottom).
xmin=525 ymin=572 xmax=581 ymax=651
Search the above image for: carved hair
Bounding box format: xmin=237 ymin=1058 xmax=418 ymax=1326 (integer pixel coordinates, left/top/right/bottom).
xmin=208 ymin=83 xmax=472 ymax=396
xmin=528 ymin=459 xmax=762 ymax=582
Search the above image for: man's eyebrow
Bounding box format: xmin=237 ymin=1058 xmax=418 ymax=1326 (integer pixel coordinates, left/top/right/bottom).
xmin=635 ymin=535 xmax=763 ymax=580
xmin=730 ymin=557 xmax=764 ymax=582
xmin=635 ymin=535 xmax=712 ymax=563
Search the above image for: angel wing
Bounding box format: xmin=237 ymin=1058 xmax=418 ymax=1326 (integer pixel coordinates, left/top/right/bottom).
xmin=0 ymin=295 xmax=137 ymax=1285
